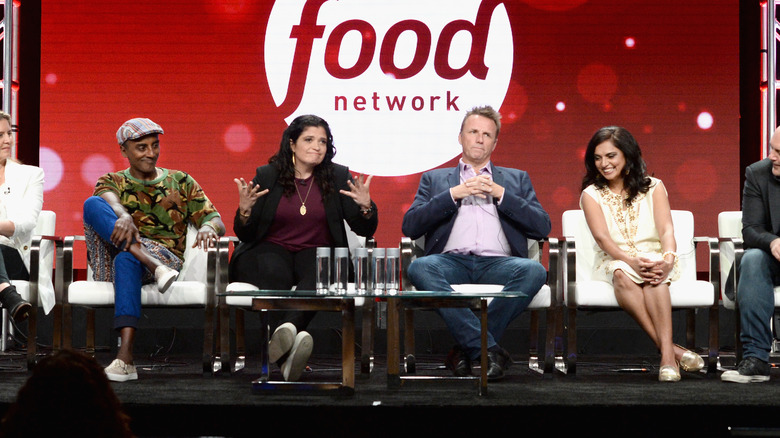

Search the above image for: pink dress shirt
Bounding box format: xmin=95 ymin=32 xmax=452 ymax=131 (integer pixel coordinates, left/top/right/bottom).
xmin=441 ymin=160 xmax=511 ymax=257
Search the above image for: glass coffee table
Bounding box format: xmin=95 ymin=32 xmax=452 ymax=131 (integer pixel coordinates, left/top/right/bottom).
xmin=217 ymin=289 xmax=360 ymax=395
xmin=385 ymin=290 xmax=526 ymax=396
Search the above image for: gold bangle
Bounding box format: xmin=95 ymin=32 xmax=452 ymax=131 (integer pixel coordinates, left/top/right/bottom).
xmin=239 ymin=211 xmax=250 ymax=218
xmin=662 ymin=251 xmax=677 ymax=262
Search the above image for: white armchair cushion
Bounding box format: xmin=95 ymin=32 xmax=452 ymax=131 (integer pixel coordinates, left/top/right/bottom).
xmin=224 ymin=281 xmax=366 ymax=307
xmin=564 ymin=209 xmax=713 ymax=308
xmin=68 ymin=280 xmax=207 ymax=306
xmin=225 ymin=282 xmax=259 ymax=307
xmin=570 ymin=280 xmax=713 ymax=308
xmin=449 ymin=283 xmax=551 ymax=309
xmin=68 ymin=224 xmax=211 ymax=308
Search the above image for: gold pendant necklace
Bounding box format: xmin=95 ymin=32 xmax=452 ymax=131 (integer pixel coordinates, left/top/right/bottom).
xmin=294 ymin=177 xmax=314 ymax=216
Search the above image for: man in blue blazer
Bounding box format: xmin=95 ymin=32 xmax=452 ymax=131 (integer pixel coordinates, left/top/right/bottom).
xmin=722 ymin=126 xmax=780 ymax=383
xmin=402 ymin=105 xmax=550 ymax=380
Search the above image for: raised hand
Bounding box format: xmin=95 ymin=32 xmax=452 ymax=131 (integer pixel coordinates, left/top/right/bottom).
xmin=339 ymin=173 xmax=373 ymax=210
xmin=234 ymin=177 xmax=269 ymax=217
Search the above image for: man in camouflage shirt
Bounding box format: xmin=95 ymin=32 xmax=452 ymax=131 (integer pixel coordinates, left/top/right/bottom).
xmin=82 ymin=118 xmax=225 ymax=382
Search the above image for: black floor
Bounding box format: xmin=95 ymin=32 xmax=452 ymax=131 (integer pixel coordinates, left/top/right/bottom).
xmin=0 ymin=348 xmax=779 ymax=438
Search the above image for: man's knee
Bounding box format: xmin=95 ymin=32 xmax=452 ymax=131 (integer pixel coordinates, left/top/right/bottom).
xmin=82 ymin=196 xmax=102 ymax=222
xmin=406 ymin=258 xmax=428 ymax=283
xmin=741 ymin=249 xmax=774 ymax=276
xmin=408 ymin=255 xmax=442 ymax=275
xmin=737 ymin=249 xmax=777 ymax=302
xmin=530 ymin=261 xmax=547 ymax=283
xmin=512 ymin=259 xmax=547 ymax=288
xmin=82 ymin=196 xmax=105 ymax=215
xmin=407 ymin=255 xmax=453 ymax=290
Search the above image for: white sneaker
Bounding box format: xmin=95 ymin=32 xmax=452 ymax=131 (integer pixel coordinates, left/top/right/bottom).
xmin=721 ymin=369 xmax=771 ymax=383
xmin=105 ymin=359 xmax=138 ymax=382
xmin=268 ymin=322 xmax=297 ymax=364
xmin=154 ymin=265 xmax=178 ymax=293
xmin=721 ymin=357 xmax=771 ymax=383
xmin=281 ymin=331 xmax=313 ymax=381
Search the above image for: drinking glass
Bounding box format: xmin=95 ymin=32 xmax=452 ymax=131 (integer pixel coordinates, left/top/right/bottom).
xmin=353 ymin=247 xmax=369 ymax=295
xmin=371 ymin=248 xmax=386 ymax=295
xmin=334 ymin=247 xmax=349 ymax=295
xmin=315 ymin=247 xmax=331 ymax=295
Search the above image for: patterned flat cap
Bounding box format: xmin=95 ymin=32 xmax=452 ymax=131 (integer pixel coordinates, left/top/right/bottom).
xmin=116 ymin=118 xmax=164 ymax=145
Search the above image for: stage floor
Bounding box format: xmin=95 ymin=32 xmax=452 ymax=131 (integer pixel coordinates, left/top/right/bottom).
xmin=0 ymin=349 xmax=777 ymax=437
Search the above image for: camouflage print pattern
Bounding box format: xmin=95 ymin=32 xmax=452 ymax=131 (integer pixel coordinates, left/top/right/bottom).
xmin=92 ymin=168 xmax=220 ymax=259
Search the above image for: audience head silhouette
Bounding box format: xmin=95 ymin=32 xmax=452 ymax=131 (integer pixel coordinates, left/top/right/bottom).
xmin=0 ymin=349 xmax=134 ymax=438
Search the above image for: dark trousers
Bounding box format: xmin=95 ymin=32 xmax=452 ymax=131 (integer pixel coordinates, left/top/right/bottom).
xmin=0 ymin=244 xmax=29 ymax=306
xmin=230 ymin=241 xmax=318 ymax=332
xmin=0 ymin=244 xmax=28 ymax=284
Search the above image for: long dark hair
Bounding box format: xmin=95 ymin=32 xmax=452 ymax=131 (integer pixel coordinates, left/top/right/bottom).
xmin=581 ymin=126 xmax=651 ymax=205
xmin=269 ymin=114 xmax=337 ymax=198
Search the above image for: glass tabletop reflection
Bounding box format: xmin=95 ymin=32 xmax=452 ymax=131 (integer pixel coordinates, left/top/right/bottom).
xmin=218 ymin=289 xmax=527 ymax=299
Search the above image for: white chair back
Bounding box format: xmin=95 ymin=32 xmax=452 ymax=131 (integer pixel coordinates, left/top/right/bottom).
xmin=561 ymin=209 xmax=718 ymax=374
xmin=717 ymin=211 xmax=742 ymax=309
xmin=563 ymin=209 xmax=696 ymax=282
xmin=76 ymin=224 xmax=209 ymax=307
xmin=65 ymin=222 xmax=217 ymax=374
xmin=33 ymin=210 xmax=56 ymax=236
xmin=673 ymin=210 xmax=698 ymax=282
xmin=344 ymin=220 xmax=367 ymax=252
xmin=562 ymin=209 xmax=711 ymax=308
xmin=180 ymin=225 xmax=208 ymax=283
xmin=562 ymin=209 xmax=597 ymax=284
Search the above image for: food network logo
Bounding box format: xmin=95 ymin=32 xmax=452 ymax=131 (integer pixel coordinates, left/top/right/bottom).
xmin=265 ymin=0 xmax=513 ymax=176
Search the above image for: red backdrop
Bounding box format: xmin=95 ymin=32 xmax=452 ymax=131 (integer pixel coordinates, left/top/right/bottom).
xmin=38 ymin=0 xmax=739 ymax=250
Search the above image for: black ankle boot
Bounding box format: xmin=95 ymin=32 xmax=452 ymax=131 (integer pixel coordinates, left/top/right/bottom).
xmin=0 ymin=285 xmax=31 ymax=323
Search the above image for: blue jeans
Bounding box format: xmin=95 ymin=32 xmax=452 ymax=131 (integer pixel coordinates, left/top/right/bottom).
xmin=406 ymin=253 xmax=547 ymax=360
xmin=83 ymin=196 xmax=181 ymax=330
xmin=737 ymin=248 xmax=780 ymax=362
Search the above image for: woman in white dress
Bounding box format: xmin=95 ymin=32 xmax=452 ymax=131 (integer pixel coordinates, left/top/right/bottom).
xmin=0 ymin=111 xmax=45 ymax=324
xmin=580 ymin=126 xmax=704 ymax=382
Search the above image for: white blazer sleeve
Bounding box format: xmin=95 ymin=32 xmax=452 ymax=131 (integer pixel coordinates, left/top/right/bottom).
xmin=3 ymin=162 xmax=55 ymax=314
xmin=6 ymin=162 xmax=44 ymax=241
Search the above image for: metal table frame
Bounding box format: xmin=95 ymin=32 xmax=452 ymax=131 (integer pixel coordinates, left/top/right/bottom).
xmin=385 ymin=291 xmax=524 ymax=396
xmin=219 ymin=291 xmax=356 ymax=395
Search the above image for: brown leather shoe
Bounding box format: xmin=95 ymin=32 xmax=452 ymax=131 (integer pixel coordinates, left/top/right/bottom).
xmin=444 ymin=346 xmax=472 ymax=377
